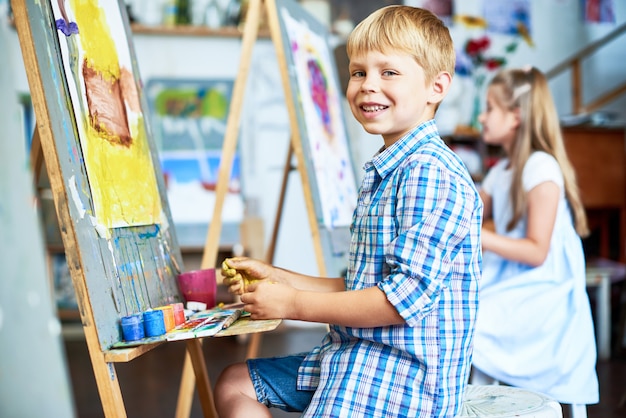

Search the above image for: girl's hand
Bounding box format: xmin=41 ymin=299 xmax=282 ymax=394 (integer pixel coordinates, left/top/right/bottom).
xmin=221 ymin=257 xmax=273 ymax=295
xmin=240 ymin=280 xmax=298 ymax=320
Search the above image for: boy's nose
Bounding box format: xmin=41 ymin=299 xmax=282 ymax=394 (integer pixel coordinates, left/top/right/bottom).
xmin=360 ymin=77 xmax=379 ymax=92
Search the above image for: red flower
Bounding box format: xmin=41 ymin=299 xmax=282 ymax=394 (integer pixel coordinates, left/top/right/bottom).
xmin=465 ymin=36 xmax=490 ymax=56
xmin=485 ymin=58 xmax=505 ymax=70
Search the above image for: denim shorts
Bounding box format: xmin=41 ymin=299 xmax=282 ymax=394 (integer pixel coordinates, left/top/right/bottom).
xmin=247 ymin=353 xmax=315 ymax=412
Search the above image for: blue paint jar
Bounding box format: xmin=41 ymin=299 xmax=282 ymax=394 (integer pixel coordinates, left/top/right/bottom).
xmin=143 ymin=309 xmax=166 ymax=337
xmin=121 ymin=314 xmax=145 ymax=341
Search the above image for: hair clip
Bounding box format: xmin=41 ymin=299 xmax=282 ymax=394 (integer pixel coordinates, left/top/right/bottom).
xmin=513 ymin=83 xmax=531 ymax=99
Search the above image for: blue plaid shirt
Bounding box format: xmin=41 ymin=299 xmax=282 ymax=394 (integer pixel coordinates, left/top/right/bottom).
xmin=297 ymin=120 xmax=482 ymax=417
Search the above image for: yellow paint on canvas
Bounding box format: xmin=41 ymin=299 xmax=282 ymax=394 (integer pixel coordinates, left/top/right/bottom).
xmin=70 ymin=0 xmax=161 ymax=228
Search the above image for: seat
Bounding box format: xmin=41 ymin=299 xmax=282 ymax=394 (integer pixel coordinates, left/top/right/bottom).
xmin=458 ymin=385 xmax=562 ymax=417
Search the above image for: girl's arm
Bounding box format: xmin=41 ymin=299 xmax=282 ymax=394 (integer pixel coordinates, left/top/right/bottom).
xmin=479 ymin=189 xmax=493 ymax=221
xmin=482 ymin=181 xmax=559 ymax=267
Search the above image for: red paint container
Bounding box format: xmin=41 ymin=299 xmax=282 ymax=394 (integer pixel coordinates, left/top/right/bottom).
xmin=171 ymin=302 xmax=186 ymax=326
xmin=177 ymin=268 xmax=217 ymax=308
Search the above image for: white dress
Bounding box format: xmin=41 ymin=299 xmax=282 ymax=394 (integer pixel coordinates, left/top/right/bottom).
xmin=472 ymin=151 xmax=599 ymax=405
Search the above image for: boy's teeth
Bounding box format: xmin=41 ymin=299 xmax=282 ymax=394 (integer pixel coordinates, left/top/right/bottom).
xmin=363 ymin=105 xmax=385 ymax=111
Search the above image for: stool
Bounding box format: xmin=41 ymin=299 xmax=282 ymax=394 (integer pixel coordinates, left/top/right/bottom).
xmin=586 ymin=266 xmax=612 ymax=360
xmin=458 ymin=385 xmax=562 ymax=417
xmin=585 ymin=258 xmax=626 ymax=360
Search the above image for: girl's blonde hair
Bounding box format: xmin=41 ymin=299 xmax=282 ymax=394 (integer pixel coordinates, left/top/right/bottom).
xmin=489 ymin=67 xmax=589 ymax=237
xmin=346 ymin=5 xmax=455 ymax=84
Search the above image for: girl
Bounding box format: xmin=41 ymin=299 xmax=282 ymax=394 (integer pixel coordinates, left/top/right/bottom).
xmin=471 ymin=67 xmax=599 ymax=418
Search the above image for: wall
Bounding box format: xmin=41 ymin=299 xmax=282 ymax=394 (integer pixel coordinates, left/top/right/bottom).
xmin=4 ymin=1 xmax=626 ymax=278
xmin=0 ymin=8 xmax=76 ymax=415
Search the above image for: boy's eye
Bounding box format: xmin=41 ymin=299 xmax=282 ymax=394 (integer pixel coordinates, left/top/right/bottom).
xmin=351 ymin=70 xmax=365 ymax=78
xmin=382 ymin=70 xmax=397 ymax=76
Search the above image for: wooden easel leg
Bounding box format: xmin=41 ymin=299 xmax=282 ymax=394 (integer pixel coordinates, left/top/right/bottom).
xmin=175 ymin=340 xmax=217 ymax=418
xmin=30 ymin=127 xmax=45 ymax=184
xmin=175 ymin=0 xmax=266 ymax=416
xmin=175 ymin=1 xmax=265 ymax=417
xmin=187 ymin=339 xmax=217 ymax=418
xmin=246 ymin=333 xmax=263 ymax=359
xmin=83 ymin=328 xmax=127 ymax=417
xmin=175 ymin=351 xmax=196 ymax=418
xmin=245 ymin=144 xmax=294 ymax=360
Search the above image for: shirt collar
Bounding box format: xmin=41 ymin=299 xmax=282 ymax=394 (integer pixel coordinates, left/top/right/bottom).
xmin=364 ymin=120 xmax=440 ymax=179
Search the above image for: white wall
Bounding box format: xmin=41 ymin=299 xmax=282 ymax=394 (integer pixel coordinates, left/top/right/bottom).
xmin=4 ymin=0 xmax=626 ymax=278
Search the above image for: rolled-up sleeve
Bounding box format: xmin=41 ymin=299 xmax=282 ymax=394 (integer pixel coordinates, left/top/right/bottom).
xmin=379 ymin=156 xmax=477 ymax=327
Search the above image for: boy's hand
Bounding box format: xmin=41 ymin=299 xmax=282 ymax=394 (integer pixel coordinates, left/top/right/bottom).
xmin=240 ymin=280 xmax=298 ymax=320
xmin=221 ymin=257 xmax=272 ymax=295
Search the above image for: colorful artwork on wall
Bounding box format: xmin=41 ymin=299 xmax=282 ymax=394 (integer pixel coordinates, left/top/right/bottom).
xmin=583 ymin=0 xmax=615 ymax=23
xmin=406 ymin=0 xmax=453 ymax=25
xmin=482 ymin=0 xmax=532 ymax=36
xmin=52 ymin=0 xmax=162 ymax=229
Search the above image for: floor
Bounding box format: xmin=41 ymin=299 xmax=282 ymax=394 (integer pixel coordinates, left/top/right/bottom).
xmin=63 ymin=320 xmax=626 ymax=418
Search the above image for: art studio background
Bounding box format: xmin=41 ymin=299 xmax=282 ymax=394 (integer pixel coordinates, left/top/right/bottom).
xmin=1 ymin=0 xmax=626 ymax=417
xmin=11 ymin=0 xmax=624 ymax=295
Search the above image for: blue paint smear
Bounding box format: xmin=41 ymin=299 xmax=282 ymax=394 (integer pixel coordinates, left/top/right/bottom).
xmin=55 ymin=19 xmax=79 ymax=36
xmin=138 ymin=224 xmax=160 ymax=239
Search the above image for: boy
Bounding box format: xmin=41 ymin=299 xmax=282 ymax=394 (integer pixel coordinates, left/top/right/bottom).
xmin=215 ymin=6 xmax=482 ymax=417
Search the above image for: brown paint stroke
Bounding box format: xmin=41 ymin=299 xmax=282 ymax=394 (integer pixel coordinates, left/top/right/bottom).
xmin=120 ymin=67 xmax=141 ymax=113
xmin=82 ymin=59 xmax=132 ymax=146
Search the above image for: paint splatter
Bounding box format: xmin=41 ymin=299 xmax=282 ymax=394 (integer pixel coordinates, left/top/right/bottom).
xmin=56 ymin=19 xmax=79 ymax=36
xmin=307 ymin=58 xmax=333 ymax=138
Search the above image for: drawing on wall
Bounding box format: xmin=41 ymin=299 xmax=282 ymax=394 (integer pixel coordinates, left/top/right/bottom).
xmin=145 ymin=78 xmax=243 ymax=226
xmin=583 ymin=0 xmax=615 ymax=23
xmin=281 ymin=6 xmax=358 ymax=229
xmin=52 ymin=0 xmax=162 ymax=229
xmin=482 ymin=0 xmax=531 ymax=36
xmin=330 ymin=0 xmax=401 ymax=32
xmin=405 ymin=0 xmax=453 ymax=24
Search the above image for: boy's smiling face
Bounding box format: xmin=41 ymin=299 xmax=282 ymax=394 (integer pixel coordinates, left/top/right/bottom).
xmin=347 ymin=50 xmax=444 ymax=148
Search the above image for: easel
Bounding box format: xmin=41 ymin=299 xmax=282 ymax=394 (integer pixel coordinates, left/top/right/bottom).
xmin=203 ymin=0 xmax=341 ymax=357
xmin=11 ymin=1 xmax=217 ymax=417
xmin=175 ymin=0 xmax=354 ymax=416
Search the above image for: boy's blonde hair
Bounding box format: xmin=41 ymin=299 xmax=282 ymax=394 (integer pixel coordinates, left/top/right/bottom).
xmin=345 ymin=5 xmax=455 ymax=84
xmin=489 ymin=67 xmax=589 ymax=237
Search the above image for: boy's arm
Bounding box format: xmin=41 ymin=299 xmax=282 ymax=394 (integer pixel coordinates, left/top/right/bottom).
xmin=242 ymin=282 xmax=404 ymax=327
xmin=222 ymin=256 xmax=345 ymax=294
xmin=274 ymin=266 xmax=346 ymax=292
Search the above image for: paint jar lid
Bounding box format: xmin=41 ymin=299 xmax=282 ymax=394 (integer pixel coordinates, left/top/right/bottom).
xmin=143 ymin=309 xmax=166 ymax=337
xmin=143 ymin=309 xmax=164 ymax=322
xmin=121 ymin=313 xmax=142 ymax=326
xmin=121 ymin=313 xmax=145 ymax=341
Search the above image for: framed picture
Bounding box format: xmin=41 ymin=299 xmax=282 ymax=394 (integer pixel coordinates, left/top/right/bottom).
xmin=145 ymin=78 xmax=243 ymax=230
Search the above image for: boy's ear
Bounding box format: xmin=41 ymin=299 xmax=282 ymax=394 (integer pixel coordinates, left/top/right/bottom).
xmin=429 ymin=71 xmax=452 ymax=105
